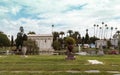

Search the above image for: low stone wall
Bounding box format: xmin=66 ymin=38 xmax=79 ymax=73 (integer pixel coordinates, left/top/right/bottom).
xmin=39 ymin=50 xmax=54 ymax=55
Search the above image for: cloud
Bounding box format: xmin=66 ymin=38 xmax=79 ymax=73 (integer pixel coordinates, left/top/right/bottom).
xmin=0 ymin=0 xmax=120 ymax=39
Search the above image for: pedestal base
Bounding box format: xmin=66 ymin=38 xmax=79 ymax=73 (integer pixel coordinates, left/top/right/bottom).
xmin=65 ymin=53 xmax=75 ymax=60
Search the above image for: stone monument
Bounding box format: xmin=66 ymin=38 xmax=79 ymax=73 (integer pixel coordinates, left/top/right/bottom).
xmin=22 ymin=46 xmax=27 ymax=56
xmin=76 ymin=44 xmax=88 ymax=55
xmin=97 ymin=44 xmax=104 ymax=56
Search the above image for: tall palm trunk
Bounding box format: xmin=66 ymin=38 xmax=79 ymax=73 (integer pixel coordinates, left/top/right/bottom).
xmin=110 ymin=27 xmax=113 ymax=39
xmin=94 ymin=24 xmax=96 ymax=37
xmin=96 ymin=25 xmax=99 ymax=38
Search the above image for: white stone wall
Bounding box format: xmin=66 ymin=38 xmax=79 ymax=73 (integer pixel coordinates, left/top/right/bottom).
xmin=110 ymin=39 xmax=118 ymax=47
xmin=27 ymin=34 xmax=54 ymax=54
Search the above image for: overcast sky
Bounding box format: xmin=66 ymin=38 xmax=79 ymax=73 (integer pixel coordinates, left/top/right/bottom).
xmin=0 ymin=0 xmax=120 ymax=38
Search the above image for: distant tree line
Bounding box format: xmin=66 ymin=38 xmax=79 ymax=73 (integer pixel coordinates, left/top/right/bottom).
xmin=52 ymin=29 xmax=100 ymax=50
xmin=0 ymin=31 xmax=10 ymax=47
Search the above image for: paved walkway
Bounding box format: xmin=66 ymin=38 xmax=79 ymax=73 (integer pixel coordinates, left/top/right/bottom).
xmin=0 ymin=70 xmax=120 ymax=74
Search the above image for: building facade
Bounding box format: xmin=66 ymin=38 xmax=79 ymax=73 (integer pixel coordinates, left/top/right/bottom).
xmin=27 ymin=34 xmax=54 ymax=54
xmin=95 ymin=40 xmax=107 ymax=48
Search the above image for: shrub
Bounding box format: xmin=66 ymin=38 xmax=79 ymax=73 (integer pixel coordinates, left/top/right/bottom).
xmin=65 ymin=37 xmax=75 ymax=45
xmin=52 ymin=40 xmax=61 ymax=50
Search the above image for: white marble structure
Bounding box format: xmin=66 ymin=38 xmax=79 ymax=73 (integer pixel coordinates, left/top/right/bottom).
xmin=95 ymin=40 xmax=107 ymax=48
xmin=110 ymin=33 xmax=119 ymax=47
xmin=27 ymin=34 xmax=54 ymax=54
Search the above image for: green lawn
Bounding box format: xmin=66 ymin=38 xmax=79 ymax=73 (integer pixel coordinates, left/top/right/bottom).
xmin=0 ymin=55 xmax=120 ymax=75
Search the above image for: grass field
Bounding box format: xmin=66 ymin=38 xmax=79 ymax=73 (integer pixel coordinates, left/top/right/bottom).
xmin=0 ymin=55 xmax=120 ymax=75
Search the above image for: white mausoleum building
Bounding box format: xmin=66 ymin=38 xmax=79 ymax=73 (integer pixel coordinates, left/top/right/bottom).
xmin=95 ymin=40 xmax=107 ymax=48
xmin=27 ymin=34 xmax=54 ymax=54
xmin=110 ymin=33 xmax=119 ymax=48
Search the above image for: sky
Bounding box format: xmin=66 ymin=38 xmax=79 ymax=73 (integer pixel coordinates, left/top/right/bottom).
xmin=0 ymin=0 xmax=120 ymax=39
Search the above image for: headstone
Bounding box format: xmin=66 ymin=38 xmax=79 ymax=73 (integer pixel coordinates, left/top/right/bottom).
xmin=6 ymin=50 xmax=9 ymax=55
xmin=91 ymin=50 xmax=96 ymax=55
xmin=97 ymin=44 xmax=104 ymax=56
xmin=22 ymin=46 xmax=27 ymax=56
xmin=76 ymin=44 xmax=88 ymax=55
xmin=78 ymin=44 xmax=81 ymax=53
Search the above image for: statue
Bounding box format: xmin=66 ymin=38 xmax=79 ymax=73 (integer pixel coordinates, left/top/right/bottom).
xmin=15 ymin=26 xmax=27 ymax=54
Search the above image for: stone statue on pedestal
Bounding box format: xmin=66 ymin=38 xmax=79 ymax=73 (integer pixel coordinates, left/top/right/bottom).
xmin=15 ymin=26 xmax=27 ymax=54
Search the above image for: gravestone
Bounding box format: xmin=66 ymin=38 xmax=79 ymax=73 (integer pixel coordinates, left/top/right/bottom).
xmin=6 ymin=50 xmax=9 ymax=55
xmin=91 ymin=50 xmax=96 ymax=55
xmin=76 ymin=44 xmax=88 ymax=55
xmin=78 ymin=44 xmax=81 ymax=53
xmin=22 ymin=46 xmax=27 ymax=56
xmin=97 ymin=44 xmax=104 ymax=56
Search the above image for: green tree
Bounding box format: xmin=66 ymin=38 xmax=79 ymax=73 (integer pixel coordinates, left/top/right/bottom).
xmin=77 ymin=34 xmax=81 ymax=44
xmin=67 ymin=30 xmax=73 ymax=37
xmin=11 ymin=35 xmax=14 ymax=47
xmin=90 ymin=37 xmax=99 ymax=44
xmin=72 ymin=31 xmax=80 ymax=45
xmin=81 ymin=37 xmax=85 ymax=46
xmin=65 ymin=37 xmax=75 ymax=45
xmin=107 ymin=40 xmax=112 ymax=49
xmin=52 ymin=40 xmax=61 ymax=50
xmin=0 ymin=32 xmax=10 ymax=47
xmin=59 ymin=31 xmax=65 ymax=49
xmin=84 ymin=29 xmax=90 ymax=44
xmin=23 ymin=39 xmax=39 ymax=55
xmin=65 ymin=37 xmax=75 ymax=53
xmin=59 ymin=31 xmax=64 ymax=39
xmin=28 ymin=31 xmax=36 ymax=34
xmin=53 ymin=32 xmax=59 ymax=41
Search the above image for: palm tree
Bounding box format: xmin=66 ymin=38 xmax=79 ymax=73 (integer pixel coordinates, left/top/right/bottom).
xmin=110 ymin=27 xmax=113 ymax=39
xmin=73 ymin=31 xmax=80 ymax=45
xmin=85 ymin=29 xmax=90 ymax=44
xmin=116 ymin=30 xmax=120 ymax=39
xmin=106 ymin=27 xmax=109 ymax=39
xmin=59 ymin=31 xmax=65 ymax=39
xmin=86 ymin=29 xmax=88 ymax=33
xmin=67 ymin=30 xmax=73 ymax=37
xmin=99 ymin=27 xmax=102 ymax=39
xmin=115 ymin=27 xmax=118 ymax=34
xmin=53 ymin=32 xmax=59 ymax=41
xmin=101 ymin=22 xmax=104 ymax=39
xmin=93 ymin=24 xmax=96 ymax=37
xmin=28 ymin=31 xmax=36 ymax=34
xmin=102 ymin=22 xmax=104 ymax=24
xmin=59 ymin=31 xmax=65 ymax=49
xmin=115 ymin=27 xmax=117 ymax=30
xmin=96 ymin=25 xmax=99 ymax=38
xmin=11 ymin=35 xmax=14 ymax=47
xmin=52 ymin=24 xmax=54 ymax=34
xmin=74 ymin=31 xmax=79 ymax=37
xmin=104 ymin=24 xmax=107 ymax=39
